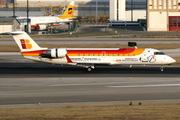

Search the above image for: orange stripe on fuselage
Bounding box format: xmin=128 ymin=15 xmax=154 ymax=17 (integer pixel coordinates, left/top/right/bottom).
xmin=21 ymin=50 xmax=49 ymax=56
xmin=51 ymin=24 xmax=61 ymax=26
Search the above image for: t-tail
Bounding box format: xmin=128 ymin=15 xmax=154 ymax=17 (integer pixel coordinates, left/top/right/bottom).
xmin=11 ymin=31 xmax=47 ymax=52
xmin=58 ymin=1 xmax=76 ymax=19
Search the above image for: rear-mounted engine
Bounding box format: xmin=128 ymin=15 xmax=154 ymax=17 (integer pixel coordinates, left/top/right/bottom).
xmin=41 ymin=48 xmax=67 ymax=58
xmin=36 ymin=25 xmax=47 ymax=30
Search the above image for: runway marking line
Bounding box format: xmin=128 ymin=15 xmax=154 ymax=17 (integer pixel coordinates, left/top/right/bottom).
xmin=106 ymin=84 xmax=180 ymax=88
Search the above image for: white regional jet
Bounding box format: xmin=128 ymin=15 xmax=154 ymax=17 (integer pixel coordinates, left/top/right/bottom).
xmin=17 ymin=2 xmax=76 ymax=31
xmin=11 ymin=31 xmax=176 ymax=71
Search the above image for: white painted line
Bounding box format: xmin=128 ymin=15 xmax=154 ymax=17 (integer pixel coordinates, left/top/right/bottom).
xmin=106 ymin=84 xmax=180 ymax=88
xmin=50 ymin=82 xmax=131 ymax=87
xmin=76 ymin=28 xmax=79 ymax=32
xmin=1 ymin=99 xmax=180 ymax=107
xmin=0 ymin=52 xmax=20 ymax=55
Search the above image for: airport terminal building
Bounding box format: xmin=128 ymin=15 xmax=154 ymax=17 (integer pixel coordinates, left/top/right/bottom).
xmin=0 ymin=0 xmax=180 ymax=31
xmin=147 ymin=0 xmax=180 ymax=31
xmin=0 ymin=0 xmax=146 ymax=18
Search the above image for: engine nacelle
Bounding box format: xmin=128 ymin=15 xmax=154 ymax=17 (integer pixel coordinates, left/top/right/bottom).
xmin=36 ymin=24 xmax=47 ymax=30
xmin=41 ymin=48 xmax=67 ymax=58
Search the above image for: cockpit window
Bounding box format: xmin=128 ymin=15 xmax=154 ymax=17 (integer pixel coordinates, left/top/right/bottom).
xmin=154 ymin=52 xmax=165 ymax=55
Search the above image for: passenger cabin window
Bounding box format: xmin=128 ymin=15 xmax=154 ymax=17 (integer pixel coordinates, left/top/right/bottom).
xmin=83 ymin=54 xmax=85 ymax=56
xmin=78 ymin=54 xmax=80 ymax=56
xmin=93 ymin=54 xmax=95 ymax=56
xmin=88 ymin=54 xmax=90 ymax=56
xmin=154 ymin=52 xmax=165 ymax=55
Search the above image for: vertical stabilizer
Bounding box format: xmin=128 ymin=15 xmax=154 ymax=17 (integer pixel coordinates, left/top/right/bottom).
xmin=11 ymin=31 xmax=47 ymax=52
xmin=58 ymin=1 xmax=75 ymax=19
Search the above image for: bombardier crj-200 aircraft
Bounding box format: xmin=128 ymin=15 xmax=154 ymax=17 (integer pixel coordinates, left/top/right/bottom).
xmin=11 ymin=31 xmax=176 ymax=71
xmin=17 ymin=2 xmax=76 ymax=31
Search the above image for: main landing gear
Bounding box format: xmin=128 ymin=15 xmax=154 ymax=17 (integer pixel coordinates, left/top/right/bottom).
xmin=87 ymin=66 xmax=95 ymax=72
xmin=87 ymin=67 xmax=92 ymax=72
xmin=160 ymin=66 xmax=164 ymax=72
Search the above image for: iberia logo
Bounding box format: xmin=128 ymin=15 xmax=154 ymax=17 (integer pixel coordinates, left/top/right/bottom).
xmin=68 ymin=8 xmax=72 ymax=14
xmin=20 ymin=39 xmax=32 ymax=49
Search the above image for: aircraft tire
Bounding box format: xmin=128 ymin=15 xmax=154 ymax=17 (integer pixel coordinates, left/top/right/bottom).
xmin=87 ymin=67 xmax=92 ymax=72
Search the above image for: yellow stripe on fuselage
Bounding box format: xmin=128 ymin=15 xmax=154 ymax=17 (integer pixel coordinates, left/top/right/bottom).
xmin=130 ymin=48 xmax=145 ymax=56
xmin=22 ymin=53 xmax=40 ymax=56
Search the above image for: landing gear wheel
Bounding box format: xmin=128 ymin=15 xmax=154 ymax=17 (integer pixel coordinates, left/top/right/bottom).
xmin=160 ymin=67 xmax=163 ymax=72
xmin=87 ymin=67 xmax=92 ymax=72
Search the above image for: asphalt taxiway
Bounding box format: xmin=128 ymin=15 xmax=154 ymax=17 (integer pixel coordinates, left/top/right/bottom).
xmin=0 ymin=62 xmax=180 ymax=106
xmin=0 ymin=63 xmax=180 ymax=78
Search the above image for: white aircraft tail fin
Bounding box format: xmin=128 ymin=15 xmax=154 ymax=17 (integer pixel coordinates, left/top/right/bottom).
xmin=11 ymin=31 xmax=47 ymax=52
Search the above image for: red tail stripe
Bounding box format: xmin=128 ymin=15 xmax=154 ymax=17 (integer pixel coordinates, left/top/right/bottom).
xmin=66 ymin=54 xmax=73 ymax=63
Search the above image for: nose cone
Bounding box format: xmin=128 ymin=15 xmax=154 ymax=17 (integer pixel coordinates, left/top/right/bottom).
xmin=169 ymin=57 xmax=176 ymax=64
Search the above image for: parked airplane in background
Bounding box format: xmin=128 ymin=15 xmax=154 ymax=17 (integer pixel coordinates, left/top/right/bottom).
xmin=16 ymin=1 xmax=76 ymax=31
xmin=11 ymin=31 xmax=176 ymax=71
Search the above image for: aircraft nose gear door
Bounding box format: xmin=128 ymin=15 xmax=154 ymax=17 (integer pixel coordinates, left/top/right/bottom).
xmin=142 ymin=52 xmax=148 ymax=62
